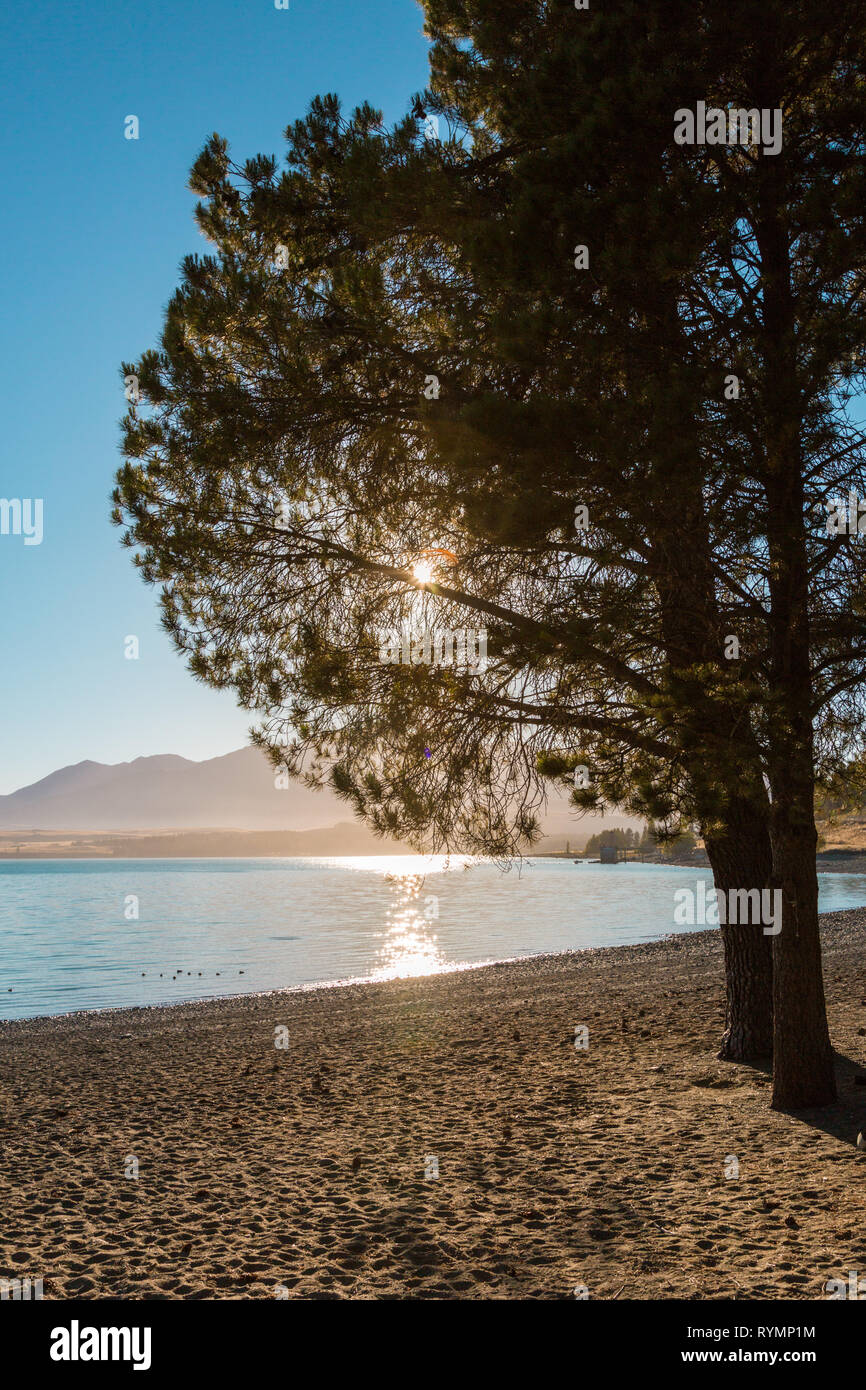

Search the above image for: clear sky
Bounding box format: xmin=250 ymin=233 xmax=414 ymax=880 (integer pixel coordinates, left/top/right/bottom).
xmin=0 ymin=0 xmax=430 ymax=793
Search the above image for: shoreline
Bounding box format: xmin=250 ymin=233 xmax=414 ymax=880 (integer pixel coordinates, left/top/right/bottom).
xmin=0 ymin=931 xmax=715 ymax=1030
xmin=3 ymin=850 xmax=864 ymax=869
xmin=0 ymin=897 xmax=861 ymax=1030
xmin=2 ymin=909 xmax=864 ymax=1299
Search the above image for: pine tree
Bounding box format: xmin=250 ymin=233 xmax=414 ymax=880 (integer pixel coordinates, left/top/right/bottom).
xmin=420 ymin=0 xmax=866 ymax=1104
xmin=114 ymin=0 xmax=866 ymax=1107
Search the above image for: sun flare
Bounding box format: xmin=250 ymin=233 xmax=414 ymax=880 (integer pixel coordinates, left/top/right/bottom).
xmin=412 ymin=559 xmax=434 ymax=584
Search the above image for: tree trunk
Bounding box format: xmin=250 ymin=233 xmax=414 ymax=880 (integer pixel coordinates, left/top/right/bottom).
xmin=633 ymin=285 xmax=792 ymax=1086
xmin=643 ymin=324 xmax=776 ymax=1067
xmin=769 ymin=786 xmax=835 ymax=1109
xmin=754 ymin=85 xmax=836 ymax=1109
xmin=703 ymin=795 xmax=774 ymax=1061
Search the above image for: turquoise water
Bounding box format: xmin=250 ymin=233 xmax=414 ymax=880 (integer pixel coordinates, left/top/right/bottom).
xmin=0 ymin=856 xmax=864 ymax=1020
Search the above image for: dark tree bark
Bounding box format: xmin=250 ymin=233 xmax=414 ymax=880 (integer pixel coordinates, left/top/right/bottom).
xmin=646 ymin=332 xmax=775 ymax=1065
xmin=755 ymin=83 xmax=836 ymax=1109
xmin=704 ymin=795 xmax=774 ymax=1061
xmin=769 ymin=780 xmax=835 ymax=1109
xmin=763 ymin=417 xmax=834 ymax=1107
xmin=763 ymin=443 xmax=835 ymax=1107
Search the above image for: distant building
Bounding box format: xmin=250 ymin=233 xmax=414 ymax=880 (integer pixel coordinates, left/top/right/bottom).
xmin=599 ymin=844 xmax=618 ymax=864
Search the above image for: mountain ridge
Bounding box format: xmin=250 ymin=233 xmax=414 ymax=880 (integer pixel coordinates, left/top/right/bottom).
xmin=0 ymin=746 xmax=345 ymax=831
xmin=0 ymin=745 xmax=639 ymax=848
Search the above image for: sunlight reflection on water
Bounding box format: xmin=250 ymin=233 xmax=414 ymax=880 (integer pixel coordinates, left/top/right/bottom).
xmin=368 ymin=871 xmax=448 ymax=981
xmin=0 ymin=856 xmax=864 ymax=1019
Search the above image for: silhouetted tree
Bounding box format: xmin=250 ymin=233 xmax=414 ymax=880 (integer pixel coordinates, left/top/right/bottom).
xmin=115 ymin=0 xmax=866 ymax=1107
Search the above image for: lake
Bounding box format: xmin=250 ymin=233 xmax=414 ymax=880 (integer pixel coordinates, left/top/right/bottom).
xmin=1 ymin=856 xmax=864 ymax=1020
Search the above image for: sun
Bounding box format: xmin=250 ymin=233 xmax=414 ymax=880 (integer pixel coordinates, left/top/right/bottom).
xmin=412 ymin=559 xmax=434 ymax=584
xmin=410 ymin=547 xmax=458 ymax=585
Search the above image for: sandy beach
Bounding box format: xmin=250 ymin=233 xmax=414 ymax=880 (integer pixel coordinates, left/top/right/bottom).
xmin=1 ymin=910 xmax=865 ymax=1301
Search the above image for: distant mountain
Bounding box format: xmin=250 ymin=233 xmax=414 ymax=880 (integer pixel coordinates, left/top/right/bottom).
xmin=0 ymin=745 xmax=642 ymax=846
xmin=0 ymin=747 xmax=349 ymax=831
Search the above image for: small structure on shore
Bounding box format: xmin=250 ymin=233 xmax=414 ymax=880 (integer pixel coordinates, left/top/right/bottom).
xmin=599 ymin=845 xmax=618 ymax=864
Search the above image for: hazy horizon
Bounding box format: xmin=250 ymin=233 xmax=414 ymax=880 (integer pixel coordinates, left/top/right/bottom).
xmin=0 ymin=742 xmax=638 ymax=844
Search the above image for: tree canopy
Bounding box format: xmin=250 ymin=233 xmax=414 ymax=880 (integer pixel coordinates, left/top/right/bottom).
xmin=114 ymin=0 xmax=866 ymax=1106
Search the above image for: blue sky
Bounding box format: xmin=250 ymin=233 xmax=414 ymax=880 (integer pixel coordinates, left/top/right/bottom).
xmin=0 ymin=0 xmax=430 ymax=793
